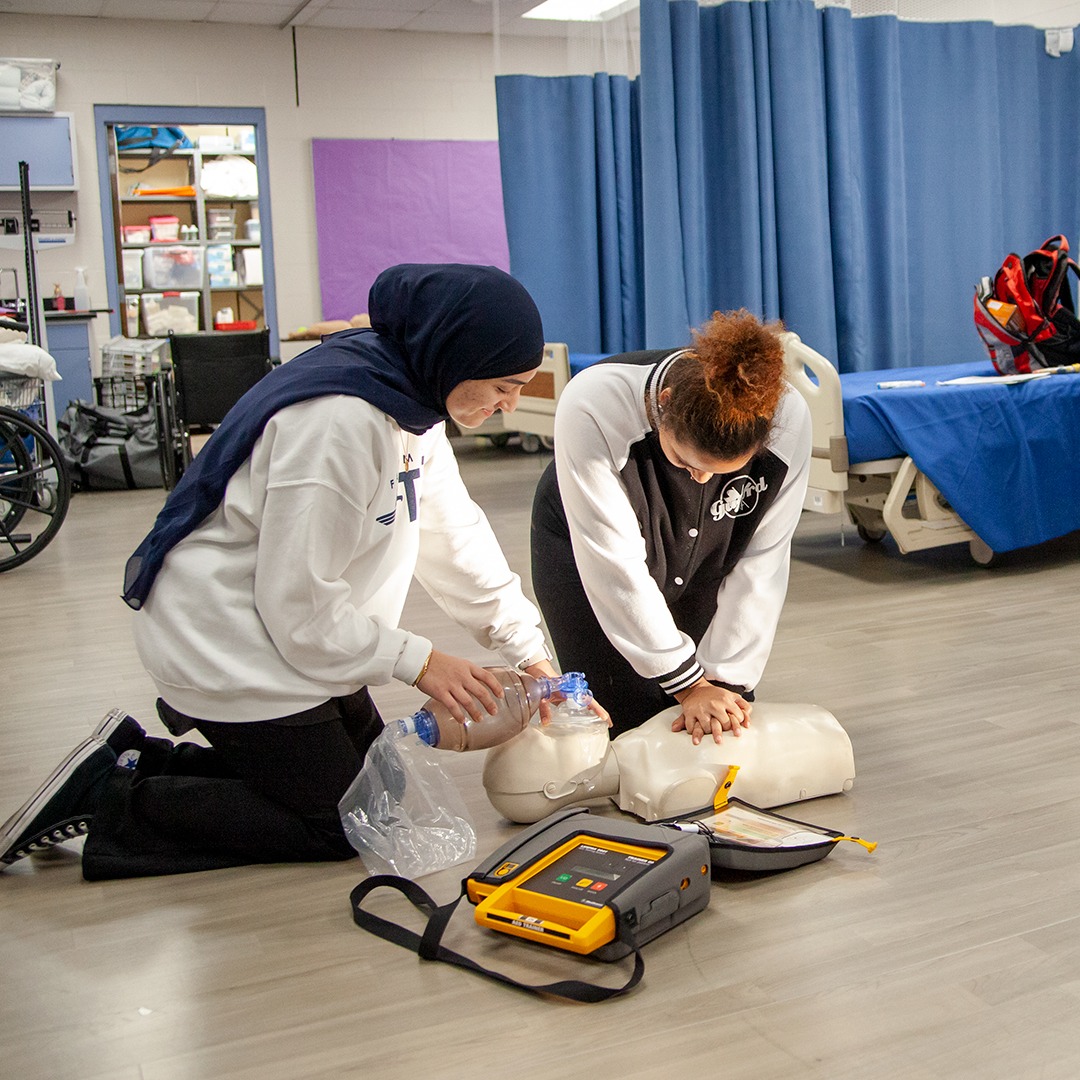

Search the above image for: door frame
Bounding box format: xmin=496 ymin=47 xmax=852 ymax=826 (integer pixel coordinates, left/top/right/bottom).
xmin=93 ymin=104 xmax=279 ymax=355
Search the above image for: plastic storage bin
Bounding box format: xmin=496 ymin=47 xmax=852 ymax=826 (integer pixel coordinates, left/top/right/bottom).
xmin=206 ymin=207 xmax=236 ymax=240
xmin=142 ymin=245 xmax=204 ymax=289
xmin=199 ymin=134 xmax=235 ymax=153
xmin=95 ymin=374 xmax=155 ymax=411
xmin=122 ymin=249 xmax=144 ymax=290
xmin=206 ymin=243 xmax=237 ymax=288
xmin=239 ymin=247 xmax=263 ymax=287
xmin=148 ymin=215 xmax=181 ymax=241
xmin=122 ymin=224 xmax=152 ymax=244
xmin=141 ymin=291 xmax=200 ymax=336
xmin=100 ymin=335 xmax=171 ymax=377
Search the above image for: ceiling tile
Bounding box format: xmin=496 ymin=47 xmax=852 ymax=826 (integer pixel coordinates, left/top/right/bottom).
xmin=100 ymin=0 xmax=217 ymax=18
xmin=3 ymin=0 xmax=1080 ymax=35
xmin=207 ymin=0 xmax=302 ymax=25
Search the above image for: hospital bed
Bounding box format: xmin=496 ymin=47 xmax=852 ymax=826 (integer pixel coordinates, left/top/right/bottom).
xmin=780 ymin=333 xmax=992 ymax=563
xmin=782 ymin=331 xmax=1080 ymax=563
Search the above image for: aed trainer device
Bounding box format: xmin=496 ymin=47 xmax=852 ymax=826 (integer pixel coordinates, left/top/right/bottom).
xmin=465 ymin=807 xmax=711 ymax=961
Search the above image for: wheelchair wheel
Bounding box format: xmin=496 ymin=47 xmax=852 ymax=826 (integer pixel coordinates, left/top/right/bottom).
xmin=0 ymin=406 xmax=72 ymax=572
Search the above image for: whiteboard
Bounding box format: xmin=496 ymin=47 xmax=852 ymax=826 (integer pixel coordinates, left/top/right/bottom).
xmin=0 ymin=113 xmax=77 ymax=190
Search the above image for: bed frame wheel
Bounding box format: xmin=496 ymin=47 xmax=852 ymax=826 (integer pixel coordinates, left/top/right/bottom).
xmin=520 ymin=433 xmax=543 ymax=454
xmin=855 ymin=522 xmax=887 ymax=544
xmin=969 ymin=537 xmax=997 ymax=567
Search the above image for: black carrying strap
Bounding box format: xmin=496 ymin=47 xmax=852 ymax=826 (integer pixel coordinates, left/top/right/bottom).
xmin=117 ymin=127 xmax=190 ymax=173
xmin=350 ymin=874 xmax=644 ymax=1003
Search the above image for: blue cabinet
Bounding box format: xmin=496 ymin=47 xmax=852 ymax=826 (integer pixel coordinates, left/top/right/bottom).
xmin=44 ymin=314 xmax=95 ymax=408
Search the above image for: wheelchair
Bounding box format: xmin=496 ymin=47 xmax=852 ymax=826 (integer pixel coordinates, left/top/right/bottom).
xmin=158 ymin=328 xmax=273 ymax=489
xmin=0 ymin=315 xmax=72 ymax=572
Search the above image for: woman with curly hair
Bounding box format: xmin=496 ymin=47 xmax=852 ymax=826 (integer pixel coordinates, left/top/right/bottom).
xmin=530 ymin=309 xmax=812 ymax=743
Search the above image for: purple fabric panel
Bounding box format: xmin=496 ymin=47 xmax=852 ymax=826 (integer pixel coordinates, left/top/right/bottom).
xmin=312 ymin=139 xmax=511 ymax=322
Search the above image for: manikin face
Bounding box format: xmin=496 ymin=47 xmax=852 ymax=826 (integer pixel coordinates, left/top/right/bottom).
xmin=656 ymin=389 xmax=755 ymax=484
xmin=445 ymin=368 xmax=540 ymax=428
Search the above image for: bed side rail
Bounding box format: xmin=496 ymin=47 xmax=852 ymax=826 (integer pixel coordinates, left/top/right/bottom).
xmin=781 ymin=331 xmax=849 ymax=511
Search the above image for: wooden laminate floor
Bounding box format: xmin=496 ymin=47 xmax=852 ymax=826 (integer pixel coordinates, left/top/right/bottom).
xmin=3 ymin=437 xmax=1080 ymax=1079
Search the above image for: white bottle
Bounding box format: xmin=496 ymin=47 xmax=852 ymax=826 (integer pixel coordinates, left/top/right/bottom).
xmin=393 ymin=668 xmax=590 ymax=752
xmin=73 ymin=267 xmax=91 ymax=312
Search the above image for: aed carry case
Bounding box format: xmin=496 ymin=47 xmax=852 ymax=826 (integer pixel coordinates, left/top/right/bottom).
xmin=349 ymin=807 xmax=711 ymax=1002
xmin=657 ymin=765 xmax=876 ymax=874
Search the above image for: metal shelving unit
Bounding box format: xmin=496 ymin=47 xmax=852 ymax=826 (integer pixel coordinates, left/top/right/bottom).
xmin=106 ymin=128 xmax=266 ymax=339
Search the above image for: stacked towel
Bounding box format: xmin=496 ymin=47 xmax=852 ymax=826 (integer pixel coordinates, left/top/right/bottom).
xmin=0 ymin=58 xmax=58 ymax=111
xmin=0 ymin=63 xmax=20 ymax=110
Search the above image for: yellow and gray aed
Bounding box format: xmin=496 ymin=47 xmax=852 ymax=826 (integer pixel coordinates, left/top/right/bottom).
xmin=465 ymin=808 xmax=711 ymax=961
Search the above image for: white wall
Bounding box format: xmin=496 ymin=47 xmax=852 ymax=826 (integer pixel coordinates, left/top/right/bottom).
xmin=0 ymin=14 xmax=574 ymax=353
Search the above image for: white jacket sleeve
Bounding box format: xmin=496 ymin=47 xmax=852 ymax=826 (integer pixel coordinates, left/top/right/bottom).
xmin=412 ymin=428 xmax=548 ymax=667
xmin=697 ymin=389 xmax=812 ymax=688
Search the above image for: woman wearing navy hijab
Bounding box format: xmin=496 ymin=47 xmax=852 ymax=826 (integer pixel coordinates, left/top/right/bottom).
xmin=1 ymin=264 xmax=576 ymax=879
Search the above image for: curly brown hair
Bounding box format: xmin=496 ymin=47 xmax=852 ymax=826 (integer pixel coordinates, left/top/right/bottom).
xmin=660 ymin=309 xmax=786 ymax=460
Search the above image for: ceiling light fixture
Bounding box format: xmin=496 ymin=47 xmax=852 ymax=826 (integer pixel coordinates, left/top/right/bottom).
xmin=523 ymin=0 xmax=638 ymax=22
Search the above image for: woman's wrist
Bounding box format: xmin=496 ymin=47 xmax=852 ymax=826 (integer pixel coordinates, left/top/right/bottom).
xmin=524 ymin=659 xmax=559 ymax=679
xmin=516 ymin=649 xmax=551 ymax=672
xmin=412 ymin=650 xmax=433 ymax=687
xmin=672 ymin=677 xmax=711 ymax=703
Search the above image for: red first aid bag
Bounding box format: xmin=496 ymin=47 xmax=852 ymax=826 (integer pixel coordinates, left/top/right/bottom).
xmin=974 ymin=234 xmax=1080 ymax=374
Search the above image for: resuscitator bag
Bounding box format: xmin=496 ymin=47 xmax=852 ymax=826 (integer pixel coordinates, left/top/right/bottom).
xmin=338 ymin=728 xmax=477 ymax=878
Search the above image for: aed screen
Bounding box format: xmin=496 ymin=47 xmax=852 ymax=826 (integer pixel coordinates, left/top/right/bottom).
xmin=523 ymin=841 xmax=665 ymax=909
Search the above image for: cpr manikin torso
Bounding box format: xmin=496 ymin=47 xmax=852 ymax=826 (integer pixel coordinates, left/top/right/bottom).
xmin=482 ymin=702 xmax=856 ymax=824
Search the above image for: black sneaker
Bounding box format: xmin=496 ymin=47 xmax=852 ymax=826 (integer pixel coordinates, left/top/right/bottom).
xmin=0 ymin=738 xmax=118 ymax=867
xmin=91 ymin=708 xmax=146 ymax=757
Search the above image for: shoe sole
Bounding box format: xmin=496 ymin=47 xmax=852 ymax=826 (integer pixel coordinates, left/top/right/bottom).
xmin=0 ymin=738 xmax=101 ymax=865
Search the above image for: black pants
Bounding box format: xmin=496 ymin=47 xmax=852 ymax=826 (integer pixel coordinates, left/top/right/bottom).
xmin=81 ymin=690 xmax=383 ymax=880
xmin=531 ymin=463 xmax=672 ymax=736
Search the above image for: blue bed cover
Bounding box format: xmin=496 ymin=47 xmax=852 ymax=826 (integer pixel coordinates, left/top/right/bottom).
xmin=841 ymin=360 xmax=1080 ymax=552
xmin=570 ymin=353 xmax=1080 ymax=553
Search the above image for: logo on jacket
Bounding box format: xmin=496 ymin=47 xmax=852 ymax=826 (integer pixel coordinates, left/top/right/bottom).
xmin=711 ymin=475 xmax=767 ymax=520
xmin=378 ymin=455 xmax=424 ymax=526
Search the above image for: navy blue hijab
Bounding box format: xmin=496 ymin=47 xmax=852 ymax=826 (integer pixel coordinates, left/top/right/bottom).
xmin=122 ymin=263 xmax=544 ymax=609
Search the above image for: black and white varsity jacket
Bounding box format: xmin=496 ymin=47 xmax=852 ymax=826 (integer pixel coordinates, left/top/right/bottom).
xmin=547 ymin=351 xmax=812 ymax=697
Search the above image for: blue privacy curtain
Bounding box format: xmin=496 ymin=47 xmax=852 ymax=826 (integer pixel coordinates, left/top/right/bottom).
xmin=496 ymin=73 xmax=644 ymax=355
xmin=497 ymin=0 xmax=1080 ymax=370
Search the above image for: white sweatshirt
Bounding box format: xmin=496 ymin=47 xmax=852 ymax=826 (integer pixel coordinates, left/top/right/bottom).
xmin=549 ymin=359 xmax=812 ymax=693
xmin=133 ymin=394 xmax=548 ymax=722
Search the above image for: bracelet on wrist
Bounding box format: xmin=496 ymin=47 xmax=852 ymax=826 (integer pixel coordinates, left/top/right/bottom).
xmin=412 ymin=651 xmax=433 ymax=687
